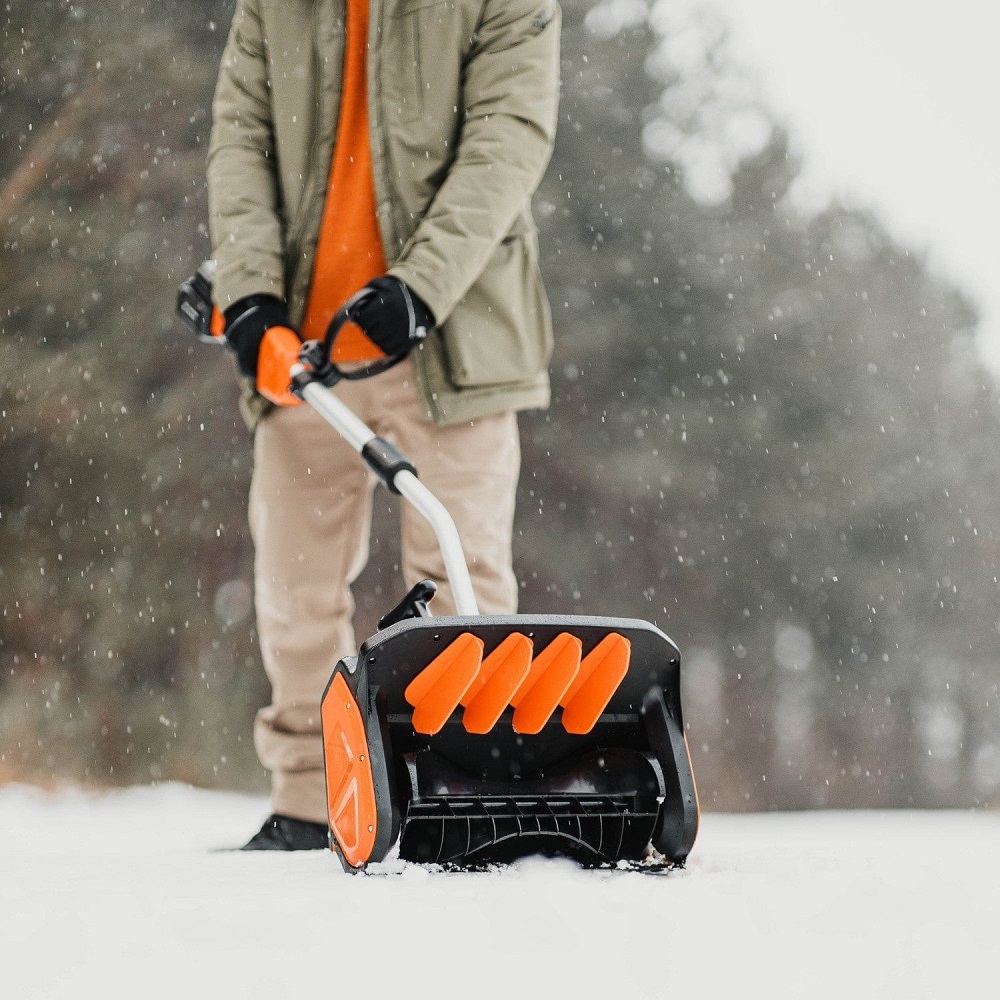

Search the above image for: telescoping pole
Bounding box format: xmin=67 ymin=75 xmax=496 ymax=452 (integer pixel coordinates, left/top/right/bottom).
xmin=292 ymin=367 xmax=480 ymax=617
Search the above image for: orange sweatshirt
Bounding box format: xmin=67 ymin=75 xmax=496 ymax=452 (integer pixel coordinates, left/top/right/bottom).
xmin=299 ymin=0 xmax=386 ymax=361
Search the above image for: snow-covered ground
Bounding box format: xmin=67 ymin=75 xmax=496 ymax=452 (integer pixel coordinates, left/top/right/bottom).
xmin=1 ymin=784 xmax=995 ymax=999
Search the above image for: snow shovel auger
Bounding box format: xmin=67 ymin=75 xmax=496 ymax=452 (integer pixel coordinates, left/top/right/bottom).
xmin=178 ymin=262 xmax=699 ymax=871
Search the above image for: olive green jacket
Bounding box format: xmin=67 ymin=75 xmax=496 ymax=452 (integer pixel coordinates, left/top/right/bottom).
xmin=207 ymin=0 xmax=560 ymax=426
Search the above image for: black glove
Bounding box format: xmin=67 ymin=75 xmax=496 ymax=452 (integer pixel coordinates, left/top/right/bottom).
xmin=223 ymin=295 xmax=292 ymax=378
xmin=349 ymin=276 xmax=434 ymax=358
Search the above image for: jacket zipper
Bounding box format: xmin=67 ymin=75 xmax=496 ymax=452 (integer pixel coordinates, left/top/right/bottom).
xmin=288 ymin=0 xmax=340 ymax=325
xmin=283 ymin=4 xmax=320 ymax=322
xmin=367 ymin=0 xmax=441 ymax=421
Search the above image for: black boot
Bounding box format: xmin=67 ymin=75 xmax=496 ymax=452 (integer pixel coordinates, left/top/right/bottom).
xmin=241 ymin=814 xmax=329 ymax=851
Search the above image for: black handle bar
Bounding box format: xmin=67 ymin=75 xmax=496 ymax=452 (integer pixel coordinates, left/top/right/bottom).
xmin=299 ymin=286 xmax=406 ymax=388
xmin=176 ymin=261 xmax=406 ymax=387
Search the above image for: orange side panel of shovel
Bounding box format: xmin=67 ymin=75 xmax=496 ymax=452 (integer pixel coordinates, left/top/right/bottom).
xmin=511 ymin=632 xmax=582 ymax=735
xmin=561 ymin=633 xmax=631 ymax=735
xmin=461 ymin=633 xmax=534 ymax=734
xmin=405 ymin=632 xmax=484 ymax=735
xmin=322 ymin=673 xmax=377 ymax=868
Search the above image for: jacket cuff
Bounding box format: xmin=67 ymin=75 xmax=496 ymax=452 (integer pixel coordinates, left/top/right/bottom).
xmin=387 ymin=264 xmax=448 ymax=328
xmin=212 ymin=261 xmax=285 ymax=313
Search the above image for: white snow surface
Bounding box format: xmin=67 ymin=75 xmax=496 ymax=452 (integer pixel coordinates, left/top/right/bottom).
xmin=1 ymin=784 xmax=995 ymax=999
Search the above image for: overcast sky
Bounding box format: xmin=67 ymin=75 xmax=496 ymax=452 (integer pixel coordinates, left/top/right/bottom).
xmin=709 ymin=0 xmax=999 ymax=374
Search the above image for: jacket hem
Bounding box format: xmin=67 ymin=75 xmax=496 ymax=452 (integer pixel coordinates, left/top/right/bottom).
xmin=425 ymin=382 xmax=550 ymax=426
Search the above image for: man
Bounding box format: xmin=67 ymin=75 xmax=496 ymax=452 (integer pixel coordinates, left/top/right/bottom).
xmin=207 ymin=0 xmax=561 ymax=849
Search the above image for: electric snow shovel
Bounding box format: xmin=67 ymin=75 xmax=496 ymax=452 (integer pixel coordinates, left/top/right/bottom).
xmin=178 ymin=262 xmax=699 ymax=871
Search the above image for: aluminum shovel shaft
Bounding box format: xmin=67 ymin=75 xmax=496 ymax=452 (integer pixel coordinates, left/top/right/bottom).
xmin=293 ymin=368 xmax=480 ymax=617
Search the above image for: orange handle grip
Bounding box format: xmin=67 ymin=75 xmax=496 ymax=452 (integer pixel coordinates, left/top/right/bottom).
xmin=257 ymin=326 xmax=302 ymax=407
xmin=210 ymin=304 xmax=225 ymax=339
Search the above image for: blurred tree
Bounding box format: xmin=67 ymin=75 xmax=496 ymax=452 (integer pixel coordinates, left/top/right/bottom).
xmin=521 ymin=0 xmax=1000 ymax=809
xmin=0 ymin=0 xmax=265 ymax=788
xmin=2 ymin=0 xmax=998 ymax=811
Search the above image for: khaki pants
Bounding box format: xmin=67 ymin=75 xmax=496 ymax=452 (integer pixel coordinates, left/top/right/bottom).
xmin=248 ymin=359 xmax=520 ymax=822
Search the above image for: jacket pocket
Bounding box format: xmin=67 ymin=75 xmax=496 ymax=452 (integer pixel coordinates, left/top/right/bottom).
xmin=440 ymin=228 xmax=554 ymax=388
xmin=387 ymin=0 xmax=451 ymax=124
